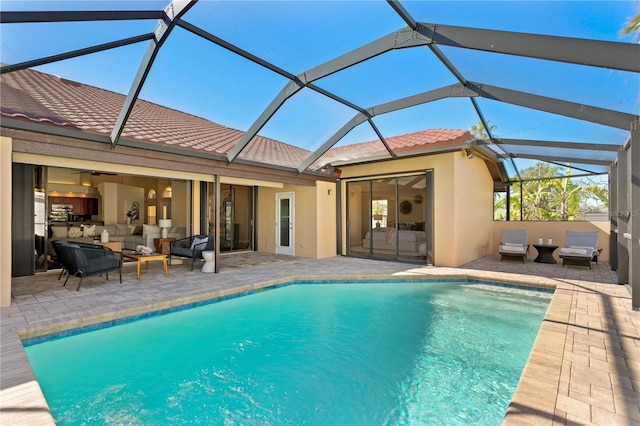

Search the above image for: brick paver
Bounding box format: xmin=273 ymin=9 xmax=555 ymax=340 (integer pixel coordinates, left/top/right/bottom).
xmin=1 ymin=253 xmax=638 ymax=425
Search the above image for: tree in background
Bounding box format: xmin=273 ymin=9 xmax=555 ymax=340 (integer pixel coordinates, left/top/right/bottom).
xmin=621 ymin=6 xmax=640 ymax=43
xmin=501 ymin=162 xmax=608 ymax=221
xmin=469 ymin=120 xmax=497 ymax=139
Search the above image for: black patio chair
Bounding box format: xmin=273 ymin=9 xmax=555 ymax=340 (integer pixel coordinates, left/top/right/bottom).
xmin=55 ymin=243 xmax=122 ymax=291
xmin=169 ymin=235 xmax=214 ymax=271
xmin=51 ymin=240 xmax=112 ymax=280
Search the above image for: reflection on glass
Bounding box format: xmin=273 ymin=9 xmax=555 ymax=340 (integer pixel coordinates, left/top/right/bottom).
xmin=279 ymin=198 xmax=290 ymax=247
xmin=347 ymin=174 xmax=430 ymax=263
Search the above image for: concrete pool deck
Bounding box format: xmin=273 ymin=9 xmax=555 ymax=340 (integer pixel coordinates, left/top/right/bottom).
xmin=1 ymin=253 xmax=638 ymax=425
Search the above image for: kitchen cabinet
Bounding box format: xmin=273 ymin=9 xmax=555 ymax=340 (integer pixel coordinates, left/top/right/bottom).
xmin=48 ymin=197 xmax=99 ymax=215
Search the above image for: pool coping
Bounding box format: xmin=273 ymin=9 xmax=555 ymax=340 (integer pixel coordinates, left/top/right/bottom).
xmin=1 ymin=265 xmax=638 ymax=425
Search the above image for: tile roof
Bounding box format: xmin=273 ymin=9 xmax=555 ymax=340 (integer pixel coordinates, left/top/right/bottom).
xmin=1 ymin=67 xmax=471 ymax=171
xmin=316 ymin=128 xmax=472 ymax=166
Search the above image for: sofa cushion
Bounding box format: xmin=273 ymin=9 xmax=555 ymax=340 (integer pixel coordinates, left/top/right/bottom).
xmin=67 ymin=227 xmax=83 ymax=238
xmin=115 ymin=224 xmax=130 ymax=236
xmin=82 ymin=224 xmax=96 ymax=237
xmin=52 ymin=226 xmax=68 ymax=238
xmin=143 ymin=224 xmax=160 ymax=236
xmin=132 ymin=225 xmax=143 ymax=235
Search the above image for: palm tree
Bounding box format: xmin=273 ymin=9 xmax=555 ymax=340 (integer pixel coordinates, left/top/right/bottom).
xmin=502 ymin=162 xmax=608 ymax=221
xmin=621 ymin=9 xmax=640 ymax=42
xmin=469 ymin=120 xmax=497 ymax=139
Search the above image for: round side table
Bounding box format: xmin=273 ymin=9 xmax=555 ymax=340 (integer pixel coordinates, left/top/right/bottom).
xmin=201 ymin=250 xmax=215 ymax=272
xmin=533 ymin=244 xmax=558 ymax=264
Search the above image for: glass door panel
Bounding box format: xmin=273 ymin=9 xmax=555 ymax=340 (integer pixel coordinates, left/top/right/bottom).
xmin=346 ymin=181 xmax=370 ymax=257
xmin=371 ymin=178 xmax=396 ymax=259
xmin=397 ymin=175 xmax=427 ymax=262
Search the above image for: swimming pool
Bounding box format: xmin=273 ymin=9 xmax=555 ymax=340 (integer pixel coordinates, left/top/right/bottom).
xmin=24 ymin=280 xmax=551 ymax=425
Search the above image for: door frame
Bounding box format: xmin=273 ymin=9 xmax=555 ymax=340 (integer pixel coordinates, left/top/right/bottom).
xmin=275 ymin=191 xmax=294 ymax=256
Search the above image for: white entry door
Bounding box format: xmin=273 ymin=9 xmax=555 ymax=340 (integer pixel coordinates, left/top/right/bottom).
xmin=275 ymin=192 xmax=294 ymax=255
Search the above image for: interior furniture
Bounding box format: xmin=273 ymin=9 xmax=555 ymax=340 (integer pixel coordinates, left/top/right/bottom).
xmin=121 ymin=252 xmax=168 ymax=279
xmin=48 ymin=223 xmax=186 ymax=254
xmin=153 ymin=237 xmax=176 ymax=255
xmin=201 ymin=250 xmax=215 ymax=273
xmin=498 ymin=229 xmax=529 ymax=262
xmin=533 ymin=244 xmax=559 ymax=264
xmin=54 ymin=242 xmax=122 ymax=291
xmin=169 ymin=235 xmax=215 ymax=271
xmin=558 ymin=231 xmax=599 ymax=268
xmin=159 ymin=219 xmax=172 ymax=238
xmin=362 ymin=227 xmax=426 ymax=257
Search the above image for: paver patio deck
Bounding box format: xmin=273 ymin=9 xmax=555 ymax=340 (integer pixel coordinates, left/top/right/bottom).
xmin=1 ymin=253 xmax=638 ymax=425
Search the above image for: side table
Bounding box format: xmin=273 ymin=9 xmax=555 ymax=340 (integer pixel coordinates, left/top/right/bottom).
xmin=201 ymin=250 xmax=215 ymax=273
xmin=153 ymin=237 xmax=176 ymax=255
xmin=533 ymin=244 xmax=559 ymax=264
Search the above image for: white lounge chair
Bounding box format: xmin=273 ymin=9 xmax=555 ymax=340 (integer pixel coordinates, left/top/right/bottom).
xmin=558 ymin=231 xmax=599 ymax=268
xmin=498 ymin=229 xmax=529 ymax=263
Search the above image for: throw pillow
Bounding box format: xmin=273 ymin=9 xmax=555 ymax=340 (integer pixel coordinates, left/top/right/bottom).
xmin=190 ymin=236 xmax=208 ymax=250
xmin=52 ymin=226 xmax=68 ymax=238
xmin=132 ymin=225 xmax=143 ymax=235
xmin=82 ymin=224 xmax=96 ymax=237
xmin=67 ymin=227 xmax=83 ymax=238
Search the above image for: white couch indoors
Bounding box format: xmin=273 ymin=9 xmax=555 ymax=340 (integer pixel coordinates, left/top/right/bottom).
xmin=48 ymin=223 xmax=186 ymax=253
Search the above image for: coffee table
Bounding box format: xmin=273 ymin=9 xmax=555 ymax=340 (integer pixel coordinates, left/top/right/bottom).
xmin=121 ymin=252 xmax=168 ymax=279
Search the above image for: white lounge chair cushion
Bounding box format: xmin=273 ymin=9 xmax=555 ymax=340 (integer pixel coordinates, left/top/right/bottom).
xmin=499 ymin=244 xmax=526 ymax=253
xmin=559 ymin=246 xmax=594 ymax=256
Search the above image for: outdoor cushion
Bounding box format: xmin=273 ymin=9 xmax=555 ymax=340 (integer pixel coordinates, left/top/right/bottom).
xmin=191 ymin=236 xmax=208 ymax=249
xmin=499 ymin=244 xmax=526 ymax=253
xmin=559 ymin=247 xmax=589 ymax=256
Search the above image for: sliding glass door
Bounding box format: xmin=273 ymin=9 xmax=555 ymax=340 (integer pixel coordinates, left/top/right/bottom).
xmin=346 ymin=171 xmax=433 ymax=264
xmin=209 ymin=184 xmax=255 ymax=252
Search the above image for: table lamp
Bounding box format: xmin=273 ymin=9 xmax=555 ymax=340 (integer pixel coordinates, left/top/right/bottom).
xmin=159 ymin=219 xmax=172 ymax=239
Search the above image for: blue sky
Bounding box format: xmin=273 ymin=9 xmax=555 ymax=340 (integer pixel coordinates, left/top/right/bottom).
xmin=1 ymin=0 xmax=638 ymax=175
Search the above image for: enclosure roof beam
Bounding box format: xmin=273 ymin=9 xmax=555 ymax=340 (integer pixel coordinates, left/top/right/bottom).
xmin=492 ymin=138 xmax=623 ymax=151
xmin=0 ymin=10 xmax=163 ymax=23
xmin=418 ymin=22 xmax=640 ymax=72
xmin=1 ymin=34 xmax=154 ymax=74
xmin=499 ymin=153 xmax=613 ymax=166
xmin=472 ymin=83 xmax=638 ymax=130
xmin=227 ymin=26 xmax=432 ymax=164
xmin=110 ymin=0 xmax=198 ymax=150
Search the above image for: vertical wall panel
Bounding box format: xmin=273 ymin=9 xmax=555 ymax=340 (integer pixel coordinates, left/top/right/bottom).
xmin=12 ymin=163 xmax=34 ymax=277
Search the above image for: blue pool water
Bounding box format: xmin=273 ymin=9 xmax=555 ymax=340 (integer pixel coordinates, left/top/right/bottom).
xmin=25 ymin=281 xmax=551 ymax=425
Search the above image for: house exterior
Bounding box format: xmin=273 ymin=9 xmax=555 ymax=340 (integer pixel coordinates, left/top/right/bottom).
xmin=2 ymin=67 xmax=504 ymax=307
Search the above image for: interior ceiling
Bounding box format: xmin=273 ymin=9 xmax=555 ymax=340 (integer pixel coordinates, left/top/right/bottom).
xmin=1 ymin=0 xmax=638 ymax=182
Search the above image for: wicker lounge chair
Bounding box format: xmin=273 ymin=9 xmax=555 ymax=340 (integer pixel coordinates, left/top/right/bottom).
xmin=498 ymin=229 xmax=529 ymax=263
xmin=558 ymin=231 xmax=599 ymax=268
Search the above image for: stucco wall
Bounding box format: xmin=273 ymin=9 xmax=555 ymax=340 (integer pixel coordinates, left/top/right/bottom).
xmin=493 ymin=220 xmax=611 ymax=262
xmin=452 ymin=152 xmax=495 ymax=266
xmin=257 ymin=183 xmax=332 ymax=259
xmin=316 ymin=181 xmax=337 ymax=259
xmin=338 ymin=151 xmax=495 ymax=267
